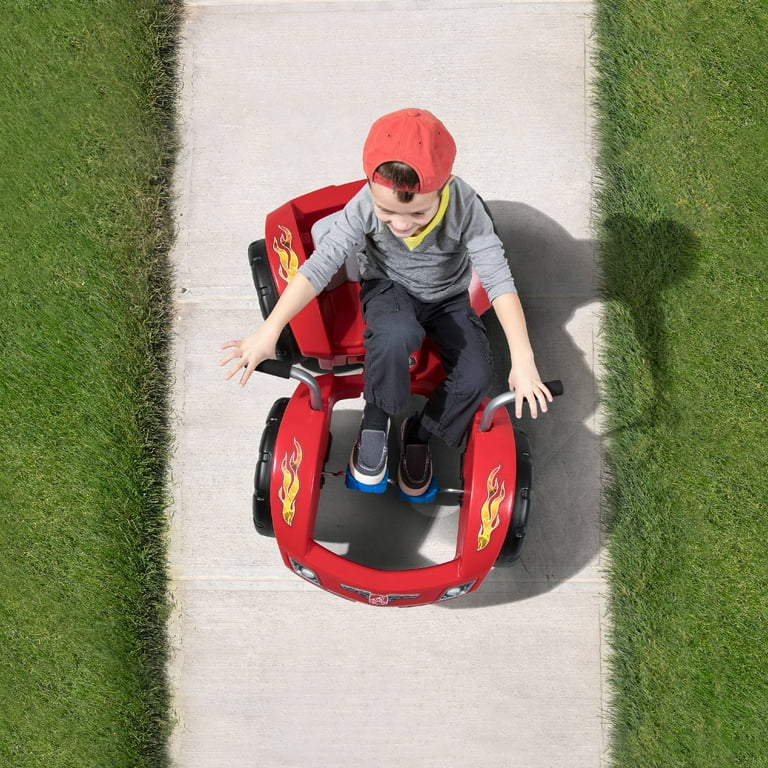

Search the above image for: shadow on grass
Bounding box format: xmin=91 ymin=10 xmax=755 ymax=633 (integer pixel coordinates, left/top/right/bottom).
xmin=599 ymin=215 xmax=701 ymax=426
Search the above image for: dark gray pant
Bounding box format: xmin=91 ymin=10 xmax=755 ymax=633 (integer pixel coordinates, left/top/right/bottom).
xmin=360 ymin=279 xmax=493 ymax=448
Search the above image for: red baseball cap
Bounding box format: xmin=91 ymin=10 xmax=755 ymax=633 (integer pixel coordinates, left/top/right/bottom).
xmin=363 ymin=108 xmax=456 ymax=194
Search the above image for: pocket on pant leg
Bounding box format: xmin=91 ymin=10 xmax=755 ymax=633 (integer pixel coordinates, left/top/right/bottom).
xmin=467 ymin=310 xmax=493 ymax=368
xmin=456 ymin=311 xmax=493 ymax=396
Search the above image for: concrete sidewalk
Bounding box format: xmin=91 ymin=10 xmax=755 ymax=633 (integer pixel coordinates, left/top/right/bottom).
xmin=168 ymin=2 xmax=605 ymax=766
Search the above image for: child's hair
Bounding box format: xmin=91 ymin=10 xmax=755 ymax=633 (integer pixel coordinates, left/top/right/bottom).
xmin=373 ymin=161 xmax=419 ymax=202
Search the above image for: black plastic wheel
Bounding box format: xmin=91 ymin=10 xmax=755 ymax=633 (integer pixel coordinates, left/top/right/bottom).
xmin=495 ymin=428 xmax=533 ymax=567
xmin=253 ymin=398 xmax=290 ymax=537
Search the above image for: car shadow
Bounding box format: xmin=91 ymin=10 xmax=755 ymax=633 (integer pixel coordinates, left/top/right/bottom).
xmin=310 ymin=202 xmax=601 ymax=605
xmin=442 ymin=201 xmax=600 ymax=607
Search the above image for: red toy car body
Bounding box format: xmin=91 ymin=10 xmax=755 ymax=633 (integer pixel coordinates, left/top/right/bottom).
xmin=248 ymin=181 xmax=560 ymax=606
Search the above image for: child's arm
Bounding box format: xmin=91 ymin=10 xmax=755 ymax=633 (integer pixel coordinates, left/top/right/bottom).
xmin=220 ymin=272 xmax=318 ymax=387
xmin=491 ymin=292 xmax=553 ymax=418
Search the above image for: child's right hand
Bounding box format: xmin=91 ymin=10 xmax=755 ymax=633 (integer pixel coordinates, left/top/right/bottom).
xmin=220 ymin=328 xmax=278 ymax=387
xmin=220 ymin=273 xmax=318 ymax=387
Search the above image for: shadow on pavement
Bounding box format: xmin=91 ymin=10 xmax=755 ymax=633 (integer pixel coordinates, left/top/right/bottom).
xmin=443 ymin=201 xmax=600 ymax=607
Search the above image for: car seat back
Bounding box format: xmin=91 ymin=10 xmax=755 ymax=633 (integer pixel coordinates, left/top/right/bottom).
xmin=251 ymin=181 xmax=368 ymax=370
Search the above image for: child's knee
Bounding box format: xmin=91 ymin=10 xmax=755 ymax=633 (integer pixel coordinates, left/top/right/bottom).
xmin=365 ymin=314 xmax=424 ymax=360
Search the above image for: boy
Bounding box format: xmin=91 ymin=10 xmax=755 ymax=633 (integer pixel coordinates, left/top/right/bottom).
xmin=221 ymin=108 xmax=552 ymax=497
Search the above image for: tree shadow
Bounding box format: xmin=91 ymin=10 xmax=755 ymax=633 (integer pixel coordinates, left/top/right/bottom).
xmin=598 ymin=215 xmax=701 ymax=427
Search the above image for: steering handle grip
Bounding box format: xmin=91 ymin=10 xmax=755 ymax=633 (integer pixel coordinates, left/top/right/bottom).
xmin=255 ymin=359 xmax=293 ymax=379
xmin=545 ymin=379 xmax=564 ymax=397
xmin=478 ymin=379 xmax=564 ymax=432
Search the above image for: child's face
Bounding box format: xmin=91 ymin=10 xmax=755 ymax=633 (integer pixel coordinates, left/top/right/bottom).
xmin=369 ymin=181 xmax=442 ymax=239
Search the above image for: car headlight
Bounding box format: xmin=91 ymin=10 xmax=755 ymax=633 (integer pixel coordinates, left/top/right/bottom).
xmin=438 ymin=582 xmax=475 ymax=601
xmin=289 ymin=558 xmax=320 ymax=585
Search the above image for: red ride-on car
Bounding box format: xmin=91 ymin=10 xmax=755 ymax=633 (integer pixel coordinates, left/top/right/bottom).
xmin=248 ymin=180 xmax=562 ymax=607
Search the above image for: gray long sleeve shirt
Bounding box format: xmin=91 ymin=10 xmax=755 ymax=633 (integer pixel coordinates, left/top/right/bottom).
xmin=298 ymin=176 xmax=516 ymax=303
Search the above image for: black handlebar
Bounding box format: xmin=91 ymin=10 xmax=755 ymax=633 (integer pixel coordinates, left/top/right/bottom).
xmin=544 ymin=379 xmax=564 ymax=397
xmin=254 ymin=359 xmax=323 ymax=411
xmin=255 ymin=359 xmax=293 ymax=379
xmin=255 ymin=361 xmax=563 ymax=422
xmin=478 ymin=379 xmax=564 ymax=432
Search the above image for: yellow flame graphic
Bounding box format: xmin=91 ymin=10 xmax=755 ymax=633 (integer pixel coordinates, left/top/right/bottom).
xmin=272 ymin=225 xmax=299 ymax=284
xmin=279 ymin=438 xmax=302 ymax=525
xmin=477 ymin=465 xmax=505 ymax=551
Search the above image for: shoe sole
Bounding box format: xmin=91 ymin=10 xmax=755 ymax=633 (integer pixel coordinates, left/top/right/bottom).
xmin=348 ymin=461 xmax=388 ymax=486
xmin=397 ymin=477 xmax=439 ymax=503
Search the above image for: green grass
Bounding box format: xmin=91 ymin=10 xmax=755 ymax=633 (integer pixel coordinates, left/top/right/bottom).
xmin=594 ymin=1 xmax=768 ymax=765
xmin=0 ymin=1 xmax=180 ymax=765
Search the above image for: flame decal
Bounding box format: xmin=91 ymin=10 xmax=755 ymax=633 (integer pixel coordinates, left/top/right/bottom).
xmin=272 ymin=225 xmax=299 ymax=284
xmin=477 ymin=465 xmax=505 ymax=551
xmin=279 ymin=438 xmax=302 ymax=525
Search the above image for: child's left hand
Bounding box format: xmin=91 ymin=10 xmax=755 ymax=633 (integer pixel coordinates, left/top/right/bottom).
xmin=508 ymin=362 xmax=553 ymax=419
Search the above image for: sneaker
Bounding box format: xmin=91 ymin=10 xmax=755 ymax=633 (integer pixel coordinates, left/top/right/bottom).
xmin=348 ymin=419 xmax=390 ymax=489
xmin=398 ymin=416 xmax=433 ymax=497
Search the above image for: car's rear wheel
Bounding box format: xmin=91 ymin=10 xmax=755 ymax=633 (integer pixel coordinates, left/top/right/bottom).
xmin=253 ymin=398 xmax=290 ymax=537
xmin=494 ymin=427 xmax=533 ymax=567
